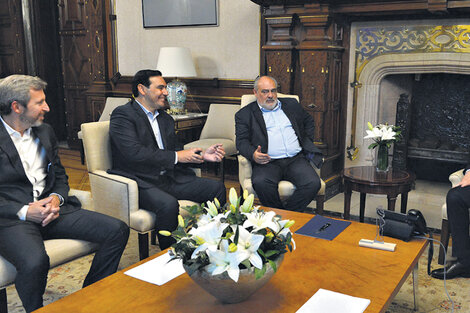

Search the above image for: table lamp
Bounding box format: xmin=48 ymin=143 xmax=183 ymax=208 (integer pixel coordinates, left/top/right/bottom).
xmin=156 ymin=47 xmax=197 ymax=114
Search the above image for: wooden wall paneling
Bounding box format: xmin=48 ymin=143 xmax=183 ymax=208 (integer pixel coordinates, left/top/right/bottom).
xmin=0 ymin=0 xmax=26 ymax=76
xmin=265 ymin=50 xmax=295 ymax=93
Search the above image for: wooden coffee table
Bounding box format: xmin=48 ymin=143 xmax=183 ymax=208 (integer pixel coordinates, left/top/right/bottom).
xmin=343 ymin=166 xmax=416 ymax=222
xmin=36 ymin=208 xmax=427 ymax=313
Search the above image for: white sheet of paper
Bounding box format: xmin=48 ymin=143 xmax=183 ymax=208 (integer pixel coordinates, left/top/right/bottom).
xmin=296 ymin=288 xmax=371 ymax=313
xmin=124 ymin=251 xmax=185 ymax=286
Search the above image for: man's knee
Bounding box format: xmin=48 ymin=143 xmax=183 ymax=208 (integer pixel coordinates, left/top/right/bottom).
xmin=252 ymin=174 xmax=278 ymax=191
xmin=18 ymin=251 xmax=49 ymax=277
xmin=447 ymin=187 xmax=467 ymax=210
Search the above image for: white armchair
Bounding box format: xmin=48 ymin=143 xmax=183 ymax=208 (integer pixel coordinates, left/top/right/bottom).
xmin=438 ymin=169 xmax=465 ymax=265
xmin=81 ymin=121 xmax=198 ymax=260
xmin=184 ymin=103 xmax=240 ymax=182
xmin=0 ymin=189 xmax=99 ymax=312
xmin=78 ymin=97 xmax=130 ymax=164
xmin=238 ymin=94 xmax=326 ymax=213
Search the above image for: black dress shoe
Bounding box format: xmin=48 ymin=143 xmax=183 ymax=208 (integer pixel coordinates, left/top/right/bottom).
xmin=431 ymin=261 xmax=470 ymax=280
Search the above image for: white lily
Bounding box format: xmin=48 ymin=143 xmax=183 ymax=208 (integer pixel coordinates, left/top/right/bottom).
xmin=381 ymin=126 xmax=396 ymax=141
xmin=206 ymin=240 xmax=244 ymax=282
xmin=206 ymin=201 xmax=218 ymax=217
xmin=229 ymin=187 xmax=239 ymax=208
xmin=232 ymin=227 xmax=264 ymax=269
xmin=243 ymin=210 xmax=278 ymax=231
xmin=364 ymin=127 xmax=382 ymax=139
xmin=189 ymin=221 xmax=228 ymax=259
xmin=240 ymin=194 xmax=254 ymax=213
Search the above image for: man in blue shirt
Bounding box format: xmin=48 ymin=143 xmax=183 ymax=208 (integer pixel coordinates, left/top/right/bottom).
xmin=235 ymin=76 xmax=322 ymax=212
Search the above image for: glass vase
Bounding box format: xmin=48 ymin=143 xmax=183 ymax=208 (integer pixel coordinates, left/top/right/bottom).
xmin=376 ymin=144 xmax=389 ymax=172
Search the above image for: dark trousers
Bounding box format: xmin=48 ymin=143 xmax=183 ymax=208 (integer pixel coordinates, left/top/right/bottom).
xmin=252 ymin=154 xmax=320 ymax=212
xmin=0 ymin=209 xmax=129 ymax=313
xmin=447 ymin=185 xmax=470 ymax=266
xmin=138 ymin=175 xmax=226 ymax=250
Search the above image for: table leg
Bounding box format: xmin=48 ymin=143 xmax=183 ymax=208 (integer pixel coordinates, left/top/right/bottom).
xmin=401 ymin=192 xmax=409 ymax=214
xmin=387 ymin=194 xmax=397 ymax=212
xmin=412 ymin=262 xmax=419 ymax=311
xmin=359 ymin=193 xmax=366 ymax=223
xmin=344 ymin=183 xmax=352 ymax=220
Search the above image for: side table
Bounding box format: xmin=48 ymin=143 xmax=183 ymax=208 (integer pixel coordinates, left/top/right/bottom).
xmin=343 ymin=166 xmax=416 ymax=222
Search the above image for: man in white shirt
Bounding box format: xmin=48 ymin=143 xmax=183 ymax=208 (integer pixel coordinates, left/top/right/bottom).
xmin=108 ymin=69 xmax=226 ymax=250
xmin=0 ymin=75 xmax=129 ymax=312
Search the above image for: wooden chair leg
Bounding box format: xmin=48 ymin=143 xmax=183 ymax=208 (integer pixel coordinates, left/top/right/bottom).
xmin=138 ymin=233 xmax=149 ymax=261
xmin=0 ymin=288 xmax=7 ymax=313
xmin=315 ymin=194 xmax=325 ymax=215
xmin=79 ymin=142 xmax=85 ymax=165
xmin=438 ymin=219 xmax=450 ymax=265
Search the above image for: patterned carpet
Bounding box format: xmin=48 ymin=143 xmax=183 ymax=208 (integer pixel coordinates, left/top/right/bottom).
xmin=5 ymin=238 xmax=469 ymax=312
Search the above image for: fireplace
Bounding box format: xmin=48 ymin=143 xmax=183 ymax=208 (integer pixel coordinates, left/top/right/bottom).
xmin=345 ymin=19 xmax=470 ymax=178
xmin=391 ymin=73 xmax=470 ymax=181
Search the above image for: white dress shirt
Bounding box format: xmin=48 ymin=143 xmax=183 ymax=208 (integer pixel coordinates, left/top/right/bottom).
xmin=136 ymin=100 xmax=178 ymax=164
xmin=1 ymin=116 xmax=48 ymax=220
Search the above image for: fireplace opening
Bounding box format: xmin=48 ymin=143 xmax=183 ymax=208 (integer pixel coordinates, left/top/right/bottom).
xmin=392 ymin=73 xmax=470 ymax=182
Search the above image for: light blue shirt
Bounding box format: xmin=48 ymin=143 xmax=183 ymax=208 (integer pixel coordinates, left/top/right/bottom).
xmin=258 ymin=100 xmax=302 ymax=159
xmin=136 ymin=100 xmax=177 ymax=164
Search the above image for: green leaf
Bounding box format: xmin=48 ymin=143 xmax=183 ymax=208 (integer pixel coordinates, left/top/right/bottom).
xmin=255 ymin=264 xmax=267 ymax=279
xmin=234 ymin=226 xmax=240 ymax=245
xmin=368 ymin=143 xmax=378 ymax=149
xmin=264 ymin=250 xmax=278 ymax=258
xmin=268 ymin=259 xmax=277 ymax=272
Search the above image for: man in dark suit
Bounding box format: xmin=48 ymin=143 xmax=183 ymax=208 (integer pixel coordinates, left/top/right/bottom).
xmin=432 ymin=165 xmax=470 ymax=279
xmin=0 ymin=75 xmax=129 ymax=312
xmin=235 ymin=76 xmax=322 ymax=212
xmin=109 ymin=69 xmax=226 ymax=250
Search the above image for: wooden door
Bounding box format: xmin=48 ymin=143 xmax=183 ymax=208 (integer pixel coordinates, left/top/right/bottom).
xmin=0 ymin=0 xmax=26 ymax=77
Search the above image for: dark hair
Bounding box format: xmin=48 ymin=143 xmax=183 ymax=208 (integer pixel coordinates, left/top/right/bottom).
xmin=132 ymin=69 xmax=162 ymax=97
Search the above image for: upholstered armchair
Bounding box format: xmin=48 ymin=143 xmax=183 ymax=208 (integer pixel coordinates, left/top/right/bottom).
xmin=184 ymin=103 xmax=240 ymax=182
xmin=78 ymin=97 xmax=130 ymax=164
xmin=81 ymin=121 xmax=198 ymax=261
xmin=0 ymin=189 xmax=99 ymax=312
xmin=438 ymin=169 xmax=465 ymax=265
xmin=237 ymin=94 xmax=326 ymax=214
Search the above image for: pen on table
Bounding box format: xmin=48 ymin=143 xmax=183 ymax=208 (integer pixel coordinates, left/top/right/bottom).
xmin=315 ymin=222 xmax=331 ymax=234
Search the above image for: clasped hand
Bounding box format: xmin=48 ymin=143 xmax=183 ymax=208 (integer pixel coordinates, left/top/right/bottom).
xmin=26 ymin=196 xmax=61 ymax=227
xmin=177 ymin=144 xmax=225 ymax=163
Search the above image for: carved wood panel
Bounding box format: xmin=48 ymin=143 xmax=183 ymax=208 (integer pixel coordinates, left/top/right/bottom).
xmin=0 ymin=0 xmax=26 ymax=76
xmin=265 ymin=50 xmax=294 ymax=93
xmin=58 ymin=0 xmax=106 ymax=148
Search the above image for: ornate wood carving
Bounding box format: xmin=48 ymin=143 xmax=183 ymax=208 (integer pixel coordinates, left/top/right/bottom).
xmin=0 ymin=0 xmax=26 ymax=76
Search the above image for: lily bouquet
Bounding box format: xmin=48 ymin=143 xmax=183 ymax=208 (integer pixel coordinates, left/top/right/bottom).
xmin=364 ymin=122 xmax=401 ymax=149
xmin=160 ymin=188 xmax=295 ymax=282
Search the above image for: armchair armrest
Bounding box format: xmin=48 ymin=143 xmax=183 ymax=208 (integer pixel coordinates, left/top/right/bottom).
xmin=238 ymin=155 xmax=252 ymax=186
xmin=449 ymin=169 xmax=465 ymax=188
xmin=88 ymin=170 xmax=139 ymax=226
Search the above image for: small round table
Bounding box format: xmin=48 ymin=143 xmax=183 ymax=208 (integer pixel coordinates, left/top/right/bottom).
xmin=342 ymin=166 xmax=416 ymax=222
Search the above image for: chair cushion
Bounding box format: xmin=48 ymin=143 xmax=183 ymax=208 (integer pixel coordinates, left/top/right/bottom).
xmin=185 ymin=139 xmax=237 ymax=156
xmin=0 ymin=239 xmax=98 ymax=288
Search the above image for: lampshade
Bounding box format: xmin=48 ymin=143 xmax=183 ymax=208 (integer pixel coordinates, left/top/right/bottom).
xmin=156 ymin=47 xmax=197 ymax=78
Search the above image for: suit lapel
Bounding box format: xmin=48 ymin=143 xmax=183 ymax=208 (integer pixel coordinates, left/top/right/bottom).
xmin=32 ymin=125 xmax=52 ymax=162
xmin=156 ymin=112 xmax=169 ymax=149
xmin=279 ymin=99 xmax=301 ymax=137
xmin=131 ymin=100 xmax=160 ymax=147
xmin=250 ymin=102 xmax=268 ymax=139
xmin=0 ymin=121 xmax=28 ymax=177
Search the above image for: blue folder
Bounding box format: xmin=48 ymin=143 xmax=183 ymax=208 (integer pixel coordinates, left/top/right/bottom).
xmin=295 ymin=215 xmax=351 ymax=240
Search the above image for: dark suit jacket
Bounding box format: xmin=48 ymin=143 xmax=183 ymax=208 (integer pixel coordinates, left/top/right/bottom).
xmin=235 ymin=97 xmax=323 ymax=168
xmin=108 ymin=100 xmax=196 ymax=189
xmin=0 ymin=122 xmax=80 ymax=226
